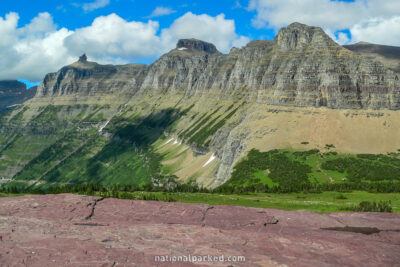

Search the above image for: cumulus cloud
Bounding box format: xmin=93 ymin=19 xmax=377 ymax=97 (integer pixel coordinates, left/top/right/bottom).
xmin=0 ymin=12 xmax=249 ymax=81
xmin=248 ymin=0 xmax=400 ymax=30
xmin=146 ymin=7 xmax=176 ymax=18
xmin=161 ymin=12 xmax=249 ymax=53
xmin=82 ymin=0 xmax=110 ymax=12
xmin=0 ymin=12 xmax=74 ymax=81
xmin=350 ymin=17 xmax=400 ymax=46
xmin=324 ymin=29 xmax=351 ymax=45
xmin=64 ymin=14 xmax=162 ymax=62
xmin=248 ymin=0 xmax=400 ymax=45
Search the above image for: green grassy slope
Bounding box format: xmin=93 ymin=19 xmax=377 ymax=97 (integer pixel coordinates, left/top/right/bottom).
xmin=218 ymin=148 xmax=400 ymax=192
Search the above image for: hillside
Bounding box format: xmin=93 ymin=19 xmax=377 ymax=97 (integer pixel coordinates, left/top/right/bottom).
xmin=1 ymin=22 xmax=400 ymax=190
xmin=344 ymin=42 xmax=400 ymax=73
xmin=0 ymin=80 xmax=36 ymax=112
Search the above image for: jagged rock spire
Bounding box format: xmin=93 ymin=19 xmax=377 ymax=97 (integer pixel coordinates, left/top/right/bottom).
xmin=79 ymin=54 xmax=87 ymax=62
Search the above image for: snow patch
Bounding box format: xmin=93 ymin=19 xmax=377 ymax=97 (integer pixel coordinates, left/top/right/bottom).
xmin=173 ymin=139 xmax=179 ymax=145
xmin=178 ymin=47 xmax=187 ymax=51
xmin=99 ymin=119 xmax=111 ymax=133
xmin=202 ymin=153 xmax=216 ymax=168
xmin=164 ymin=138 xmax=174 ymax=145
xmin=7 ymin=104 xmax=21 ymax=108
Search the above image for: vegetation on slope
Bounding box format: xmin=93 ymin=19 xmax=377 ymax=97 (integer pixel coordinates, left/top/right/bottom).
xmin=1 ymin=184 xmax=399 ymax=213
xmin=4 ymin=105 xmax=193 ymax=189
xmin=217 ymin=148 xmax=400 ymax=193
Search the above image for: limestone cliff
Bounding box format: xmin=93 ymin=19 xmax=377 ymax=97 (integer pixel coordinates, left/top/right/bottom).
xmin=0 ymin=80 xmax=36 ymax=111
xmin=36 ymin=23 xmax=400 ymax=110
xmin=2 ymin=22 xmax=400 ymax=188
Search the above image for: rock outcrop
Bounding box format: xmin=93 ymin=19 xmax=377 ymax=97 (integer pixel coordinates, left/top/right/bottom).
xmin=0 ymin=194 xmax=399 ymax=266
xmin=344 ymin=42 xmax=400 ymax=73
xmin=35 ymin=22 xmax=400 ymax=110
xmin=3 ymin=22 xmax=400 ymax=187
xmin=0 ymin=80 xmax=36 ymax=111
xmin=176 ymin=38 xmax=219 ymax=53
xmin=35 ymin=60 xmax=148 ymax=97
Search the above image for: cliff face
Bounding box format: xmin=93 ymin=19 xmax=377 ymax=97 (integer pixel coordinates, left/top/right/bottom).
xmin=36 ymin=22 xmax=400 ymax=110
xmin=2 ymin=22 xmax=400 ymax=188
xmin=0 ymin=80 xmax=36 ymax=111
xmin=344 ymin=42 xmax=400 ymax=74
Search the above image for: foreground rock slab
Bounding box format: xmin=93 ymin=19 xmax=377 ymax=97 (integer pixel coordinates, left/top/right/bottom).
xmin=0 ymin=194 xmax=399 ymax=266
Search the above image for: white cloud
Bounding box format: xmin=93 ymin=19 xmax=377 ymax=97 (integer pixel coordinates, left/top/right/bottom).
xmin=64 ymin=14 xmax=162 ymax=62
xmin=232 ymin=35 xmax=251 ymax=48
xmin=0 ymin=12 xmax=74 ymax=81
xmin=350 ymin=17 xmax=400 ymax=46
xmin=161 ymin=12 xmax=249 ymax=53
xmin=325 ymin=29 xmax=350 ymax=45
xmin=146 ymin=6 xmax=176 ymax=18
xmin=82 ymin=0 xmax=110 ymax=12
xmin=0 ymin=12 xmax=249 ymax=81
xmin=248 ymin=0 xmax=400 ymax=30
xmin=248 ymin=0 xmax=400 ymax=46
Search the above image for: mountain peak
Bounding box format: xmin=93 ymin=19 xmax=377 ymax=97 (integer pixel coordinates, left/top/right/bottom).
xmin=78 ymin=54 xmax=87 ymax=62
xmin=176 ymin=39 xmax=219 ymax=53
xmin=275 ymin=22 xmax=335 ymax=50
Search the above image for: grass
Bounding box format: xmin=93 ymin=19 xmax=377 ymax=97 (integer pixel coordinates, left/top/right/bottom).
xmin=6 ymin=108 xmax=184 ymax=188
xmin=1 ymin=190 xmax=399 ymax=214
xmin=221 ymin=148 xmax=400 ymax=191
xmin=156 ymin=191 xmax=400 ymax=213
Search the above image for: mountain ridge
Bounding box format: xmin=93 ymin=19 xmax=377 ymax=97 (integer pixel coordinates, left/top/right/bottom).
xmin=0 ymin=80 xmax=37 ymax=112
xmin=34 ymin=22 xmax=400 ymax=110
xmin=1 ymin=22 xmax=400 ymax=189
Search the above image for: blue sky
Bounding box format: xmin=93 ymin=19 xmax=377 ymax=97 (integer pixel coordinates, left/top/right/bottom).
xmin=0 ymin=1 xmax=276 ymax=41
xmin=1 ymin=0 xmax=400 ymax=84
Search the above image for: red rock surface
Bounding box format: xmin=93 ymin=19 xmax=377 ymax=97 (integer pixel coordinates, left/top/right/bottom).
xmin=0 ymin=194 xmax=399 ymax=266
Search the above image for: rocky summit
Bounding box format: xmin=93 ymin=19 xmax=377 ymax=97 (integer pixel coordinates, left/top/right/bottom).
xmin=1 ymin=22 xmax=400 ymax=189
xmin=35 ymin=22 xmax=400 ymax=110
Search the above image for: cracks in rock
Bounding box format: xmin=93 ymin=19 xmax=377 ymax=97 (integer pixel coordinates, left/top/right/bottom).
xmin=264 ymin=219 xmax=279 ymax=226
xmin=327 ymin=215 xmax=346 ymax=226
xmin=201 ymin=206 xmax=214 ymax=225
xmin=74 ymin=223 xmax=109 ymax=227
xmin=320 ymin=226 xmax=400 ymax=235
xmin=85 ymin=197 xmax=104 ymax=220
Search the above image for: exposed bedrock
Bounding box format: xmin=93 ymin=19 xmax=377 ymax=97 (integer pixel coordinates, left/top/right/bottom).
xmin=0 ymin=194 xmax=399 ymax=266
xmin=35 ymin=22 xmax=400 ymax=110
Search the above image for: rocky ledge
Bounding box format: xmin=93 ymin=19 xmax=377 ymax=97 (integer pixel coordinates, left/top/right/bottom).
xmin=0 ymin=194 xmax=399 ymax=266
xmin=176 ymin=38 xmax=219 ymax=53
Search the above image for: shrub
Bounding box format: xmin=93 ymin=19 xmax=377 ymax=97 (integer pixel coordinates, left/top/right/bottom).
xmin=350 ymin=200 xmax=392 ymax=212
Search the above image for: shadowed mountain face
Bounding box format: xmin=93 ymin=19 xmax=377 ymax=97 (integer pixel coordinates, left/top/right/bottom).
xmin=0 ymin=81 xmax=37 ymax=112
xmin=1 ymin=22 xmax=400 ymax=189
xmin=344 ymin=42 xmax=400 ymax=74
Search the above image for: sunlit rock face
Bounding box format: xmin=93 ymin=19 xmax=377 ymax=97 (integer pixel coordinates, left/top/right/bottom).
xmin=36 ymin=22 xmax=400 ymax=110
xmin=2 ymin=22 xmax=400 ymax=187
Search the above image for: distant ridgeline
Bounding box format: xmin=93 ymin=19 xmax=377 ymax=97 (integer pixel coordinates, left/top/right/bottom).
xmin=1 ymin=22 xmax=400 ymax=191
xmin=0 ymin=80 xmax=37 ymax=112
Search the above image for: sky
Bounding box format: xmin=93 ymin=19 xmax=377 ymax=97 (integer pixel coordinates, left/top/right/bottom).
xmin=1 ymin=0 xmax=400 ymax=84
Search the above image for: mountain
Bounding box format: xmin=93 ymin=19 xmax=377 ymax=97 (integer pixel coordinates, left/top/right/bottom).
xmin=37 ymin=23 xmax=399 ymax=110
xmin=344 ymin=42 xmax=400 ymax=74
xmin=0 ymin=80 xmax=37 ymax=112
xmin=1 ymin=22 xmax=400 ymax=190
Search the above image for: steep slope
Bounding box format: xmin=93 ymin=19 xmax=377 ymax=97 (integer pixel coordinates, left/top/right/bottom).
xmin=0 ymin=80 xmax=36 ymax=112
xmin=344 ymin=42 xmax=400 ymax=73
xmin=1 ymin=22 xmax=400 ymax=189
